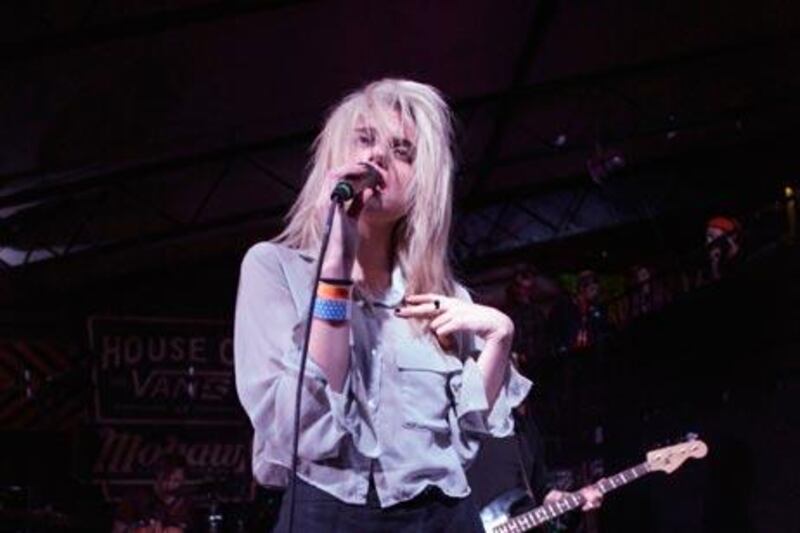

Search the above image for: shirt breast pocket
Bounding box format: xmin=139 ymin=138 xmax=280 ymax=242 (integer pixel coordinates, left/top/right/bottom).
xmin=395 ymin=347 xmax=462 ymax=434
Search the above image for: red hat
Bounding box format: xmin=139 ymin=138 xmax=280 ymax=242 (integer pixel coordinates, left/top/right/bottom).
xmin=707 ymin=216 xmax=740 ymax=234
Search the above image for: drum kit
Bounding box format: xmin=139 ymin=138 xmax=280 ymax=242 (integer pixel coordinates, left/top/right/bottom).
xmin=1 ymin=368 xmax=276 ymax=532
xmin=179 ymin=475 xmax=248 ymax=533
xmin=0 ymin=485 xmax=75 ymax=533
xmin=181 ymin=476 xmax=282 ymax=533
xmin=155 ymin=475 xmax=281 ymax=533
xmin=0 ymin=476 xmax=280 ymax=533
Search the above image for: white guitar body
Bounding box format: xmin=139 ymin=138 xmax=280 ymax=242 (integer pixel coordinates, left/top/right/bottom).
xmin=479 ymin=487 xmax=530 ymax=532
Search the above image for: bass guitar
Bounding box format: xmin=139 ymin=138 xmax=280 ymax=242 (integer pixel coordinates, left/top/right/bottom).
xmin=481 ymin=437 xmax=708 ymax=533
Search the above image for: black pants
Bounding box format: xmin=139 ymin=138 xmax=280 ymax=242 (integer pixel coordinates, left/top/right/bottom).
xmin=272 ymin=477 xmax=484 ymax=533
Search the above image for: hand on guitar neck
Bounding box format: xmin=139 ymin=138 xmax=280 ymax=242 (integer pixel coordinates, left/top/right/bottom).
xmin=545 ymin=485 xmax=603 ymax=511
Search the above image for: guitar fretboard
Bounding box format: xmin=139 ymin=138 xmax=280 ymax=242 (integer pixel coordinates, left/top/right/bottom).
xmin=493 ymin=463 xmax=650 ymax=533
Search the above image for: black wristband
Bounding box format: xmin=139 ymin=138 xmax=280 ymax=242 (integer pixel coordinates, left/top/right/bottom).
xmin=319 ymin=277 xmax=354 ymax=287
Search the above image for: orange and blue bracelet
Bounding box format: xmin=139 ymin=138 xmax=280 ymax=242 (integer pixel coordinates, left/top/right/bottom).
xmin=313 ymin=279 xmax=353 ymax=321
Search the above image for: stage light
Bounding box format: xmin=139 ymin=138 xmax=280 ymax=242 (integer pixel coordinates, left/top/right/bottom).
xmin=784 ymin=186 xmax=795 ymax=199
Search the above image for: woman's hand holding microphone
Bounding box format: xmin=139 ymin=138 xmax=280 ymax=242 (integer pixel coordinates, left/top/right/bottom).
xmin=320 ymin=162 xmax=381 ymax=279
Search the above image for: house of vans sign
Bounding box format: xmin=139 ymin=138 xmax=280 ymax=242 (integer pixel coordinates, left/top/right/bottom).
xmin=88 ymin=316 xmax=240 ymax=424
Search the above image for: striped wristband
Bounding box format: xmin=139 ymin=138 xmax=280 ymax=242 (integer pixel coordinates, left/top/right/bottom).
xmin=317 ymin=282 xmax=352 ymax=300
xmin=313 ymin=279 xmax=353 ymax=321
xmin=313 ymin=297 xmax=351 ymax=321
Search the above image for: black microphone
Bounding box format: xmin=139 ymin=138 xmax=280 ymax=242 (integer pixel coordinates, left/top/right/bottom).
xmin=330 ymin=165 xmax=380 ymax=203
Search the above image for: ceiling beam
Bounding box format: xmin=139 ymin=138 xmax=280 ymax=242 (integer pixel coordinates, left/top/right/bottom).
xmin=1 ymin=0 xmax=315 ymax=64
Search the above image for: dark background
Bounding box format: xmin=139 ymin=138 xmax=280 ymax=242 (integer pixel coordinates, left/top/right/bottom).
xmin=1 ymin=1 xmax=799 ymax=531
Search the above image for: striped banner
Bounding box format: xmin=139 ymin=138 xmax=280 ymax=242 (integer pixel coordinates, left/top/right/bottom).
xmin=0 ymin=338 xmax=87 ymax=430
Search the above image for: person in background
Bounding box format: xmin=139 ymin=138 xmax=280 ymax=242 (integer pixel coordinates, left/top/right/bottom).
xmin=112 ymin=453 xmax=194 ymax=533
xmin=467 ymin=383 xmax=604 ymax=532
xmin=614 ymin=264 xmax=672 ymax=326
xmin=573 ymin=270 xmax=613 ymax=351
xmin=704 ymin=215 xmax=742 ymax=283
xmin=504 ymin=264 xmax=550 ymax=376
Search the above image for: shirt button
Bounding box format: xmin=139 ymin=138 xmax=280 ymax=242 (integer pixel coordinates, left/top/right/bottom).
xmin=368 ymin=398 xmax=377 ymax=410
xmin=371 ymin=348 xmax=377 ymax=357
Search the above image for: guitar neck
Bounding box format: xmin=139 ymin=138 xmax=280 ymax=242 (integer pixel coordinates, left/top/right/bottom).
xmin=493 ymin=462 xmax=651 ymax=533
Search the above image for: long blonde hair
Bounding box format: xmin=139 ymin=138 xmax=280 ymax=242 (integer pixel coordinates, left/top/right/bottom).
xmin=274 ymin=78 xmax=458 ymax=297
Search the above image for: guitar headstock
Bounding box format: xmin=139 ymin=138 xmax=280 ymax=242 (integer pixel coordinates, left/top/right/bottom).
xmin=646 ymin=437 xmax=708 ymax=474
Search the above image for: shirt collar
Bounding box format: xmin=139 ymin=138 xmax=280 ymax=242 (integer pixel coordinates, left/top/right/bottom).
xmin=362 ymin=263 xmax=406 ymax=308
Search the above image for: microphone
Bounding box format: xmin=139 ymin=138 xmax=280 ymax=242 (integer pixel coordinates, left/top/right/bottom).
xmin=330 ymin=165 xmax=380 ymax=203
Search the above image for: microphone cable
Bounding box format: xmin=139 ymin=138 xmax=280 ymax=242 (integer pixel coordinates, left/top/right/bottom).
xmin=287 ymin=197 xmax=340 ymax=533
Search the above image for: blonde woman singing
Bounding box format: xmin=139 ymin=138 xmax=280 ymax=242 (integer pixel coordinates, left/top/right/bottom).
xmin=234 ymin=79 xmax=531 ymax=532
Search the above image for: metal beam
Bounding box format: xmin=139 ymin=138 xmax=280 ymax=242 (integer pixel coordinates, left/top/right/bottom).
xmin=4 ymin=107 xmax=799 ymax=270
xmin=466 ymin=0 xmax=557 ymax=196
xmin=2 ymin=34 xmax=797 ymax=210
xmin=0 ymin=201 xmax=290 ymax=270
xmin=1 ymin=0 xmax=315 ymax=64
xmin=0 ymin=130 xmax=312 ymax=209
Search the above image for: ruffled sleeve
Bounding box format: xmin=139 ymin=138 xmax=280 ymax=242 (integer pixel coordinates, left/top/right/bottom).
xmin=451 ymin=356 xmax=531 ymax=437
xmin=449 ymin=286 xmax=533 ymax=438
xmin=234 ymin=243 xmax=372 ymax=465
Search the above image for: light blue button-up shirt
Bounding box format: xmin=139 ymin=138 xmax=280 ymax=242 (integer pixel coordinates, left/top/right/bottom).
xmin=234 ymin=242 xmax=532 ymax=508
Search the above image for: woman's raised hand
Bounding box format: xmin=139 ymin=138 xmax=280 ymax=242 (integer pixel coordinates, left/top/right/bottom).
xmin=395 ymin=293 xmax=514 ymax=345
xmin=321 ymin=162 xmax=379 ymax=278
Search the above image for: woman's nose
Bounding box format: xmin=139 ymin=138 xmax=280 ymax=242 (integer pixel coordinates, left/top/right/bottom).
xmin=367 ymin=145 xmax=388 ymax=169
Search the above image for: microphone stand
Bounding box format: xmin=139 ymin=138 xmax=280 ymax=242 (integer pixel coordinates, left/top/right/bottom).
xmin=287 ymin=198 xmax=341 ymax=533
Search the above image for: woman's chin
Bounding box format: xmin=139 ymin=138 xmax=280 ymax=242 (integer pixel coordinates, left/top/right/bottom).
xmin=361 ymin=205 xmax=404 ymax=226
